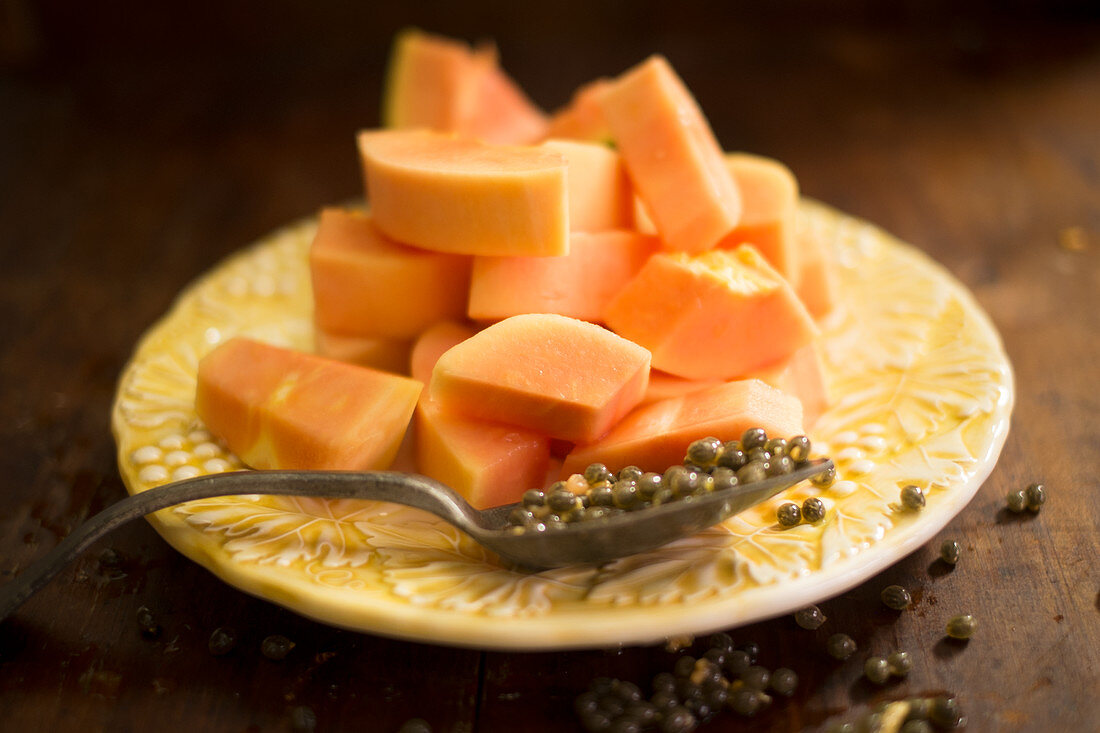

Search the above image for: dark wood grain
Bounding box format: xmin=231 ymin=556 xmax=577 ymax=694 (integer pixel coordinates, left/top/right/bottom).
xmin=1 ymin=2 xmax=1098 ymax=731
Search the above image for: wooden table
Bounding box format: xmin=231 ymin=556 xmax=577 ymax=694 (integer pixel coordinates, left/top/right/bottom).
xmin=2 ymin=4 xmax=1098 ymax=731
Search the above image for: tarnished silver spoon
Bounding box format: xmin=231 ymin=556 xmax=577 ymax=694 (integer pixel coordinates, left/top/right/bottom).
xmin=0 ymin=459 xmax=831 ymax=622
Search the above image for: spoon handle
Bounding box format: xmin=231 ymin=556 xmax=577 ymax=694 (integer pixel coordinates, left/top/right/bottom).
xmin=0 ymin=470 xmax=477 ymax=623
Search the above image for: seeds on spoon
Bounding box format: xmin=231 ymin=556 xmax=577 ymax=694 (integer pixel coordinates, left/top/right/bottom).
xmin=505 ymin=431 xmax=826 ymax=531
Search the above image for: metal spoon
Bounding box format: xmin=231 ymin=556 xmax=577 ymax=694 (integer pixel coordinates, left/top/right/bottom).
xmin=0 ymin=459 xmax=831 ymax=622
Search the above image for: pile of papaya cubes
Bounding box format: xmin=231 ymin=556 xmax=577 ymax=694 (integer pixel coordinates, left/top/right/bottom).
xmin=196 ymin=29 xmax=839 ymax=509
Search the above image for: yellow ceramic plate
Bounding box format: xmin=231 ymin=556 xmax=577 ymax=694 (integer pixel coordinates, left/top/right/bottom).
xmin=111 ymin=200 xmax=1013 ymax=650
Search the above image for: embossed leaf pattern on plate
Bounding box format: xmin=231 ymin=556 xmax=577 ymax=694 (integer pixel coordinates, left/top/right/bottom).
xmin=110 ymin=200 xmax=1013 ymax=646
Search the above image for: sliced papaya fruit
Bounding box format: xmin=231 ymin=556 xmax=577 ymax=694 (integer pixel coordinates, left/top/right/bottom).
xmin=794 ymin=228 xmax=840 ymax=320
xmin=600 ymin=55 xmax=741 ymax=253
xmin=741 ymin=343 xmax=830 ymax=427
xmin=382 ymin=28 xmax=547 ymax=144
xmin=467 ymin=230 xmax=659 ymax=323
xmin=309 ymin=208 xmax=471 ymax=339
xmin=540 ymin=139 xmax=633 ymax=231
xmin=314 ymin=329 xmax=413 ymax=374
xmin=430 ymin=313 xmax=651 ymax=442
xmin=718 ymin=153 xmax=801 ymax=287
xmin=410 ymin=322 xmax=549 ymax=509
xmin=358 ymin=129 xmax=569 ymax=257
xmin=195 ymin=337 xmax=422 ymax=471
xmin=544 ymin=77 xmax=614 ymax=143
xmin=562 ymin=379 xmax=804 ymax=475
xmin=604 ymin=245 xmax=818 ymax=379
xmin=640 ymin=370 xmax=723 ymax=406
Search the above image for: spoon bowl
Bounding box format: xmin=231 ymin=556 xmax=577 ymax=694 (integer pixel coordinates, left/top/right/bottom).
xmin=0 ymin=459 xmax=831 ymax=622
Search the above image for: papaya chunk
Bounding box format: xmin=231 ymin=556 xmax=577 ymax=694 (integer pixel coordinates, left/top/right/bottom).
xmin=358 ymin=129 xmax=569 ymax=257
xmin=795 ymin=229 xmax=840 ymax=320
xmin=309 ymin=208 xmax=471 ymax=339
xmin=718 ymin=153 xmax=801 ymax=287
xmin=409 ymin=322 xmax=550 ymax=509
xmin=544 ymin=78 xmax=614 ymax=143
xmin=430 ymin=313 xmax=651 ymax=442
xmin=562 ymin=379 xmax=804 ymax=476
xmin=196 ymin=338 xmax=422 ymax=471
xmin=467 ymin=230 xmax=659 ymax=323
xmin=540 ymin=139 xmax=633 ymax=231
xmin=314 ymin=329 xmax=413 ymax=374
xmin=640 ymin=370 xmax=723 ymax=406
xmin=604 ymin=245 xmax=818 ymax=380
xmin=740 ymin=344 xmax=830 ymax=428
xmin=600 ymin=55 xmax=741 ymax=253
xmin=382 ymin=28 xmax=547 ymax=144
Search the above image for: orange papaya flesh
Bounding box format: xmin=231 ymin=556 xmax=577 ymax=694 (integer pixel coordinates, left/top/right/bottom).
xmin=640 ymin=370 xmax=723 ymax=406
xmin=540 ymin=139 xmax=633 ymax=231
xmin=430 ymin=313 xmax=651 ymax=443
xmin=382 ymin=28 xmax=547 ymax=145
xmin=309 ymin=208 xmax=471 ymax=339
xmin=562 ymin=379 xmax=804 ymax=476
xmin=740 ymin=343 xmax=830 ymax=428
xmin=410 ymin=321 xmax=478 ymax=384
xmin=409 ymin=322 xmax=549 ymax=509
xmin=604 ymin=244 xmax=818 ymax=380
xmin=314 ymin=329 xmax=413 ymax=374
xmin=195 ymin=337 xmax=422 ymax=471
xmin=544 ymin=77 xmax=614 ymax=143
xmin=358 ymin=129 xmax=569 ymax=257
xmin=795 ymin=228 xmax=840 ymax=320
xmin=467 ymin=230 xmax=659 ymax=323
xmin=599 ymin=55 xmax=741 ymax=253
xmin=717 ymin=153 xmax=801 ymax=288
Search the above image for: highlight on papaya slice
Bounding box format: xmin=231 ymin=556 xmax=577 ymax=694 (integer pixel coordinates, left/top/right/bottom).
xmin=314 ymin=329 xmax=413 ymax=375
xmin=717 ymin=152 xmax=801 ymax=288
xmin=604 ymin=244 xmax=818 ymax=380
xmin=429 ymin=313 xmax=651 ymax=443
xmin=599 ymin=55 xmax=741 ymax=253
xmin=467 ymin=230 xmax=659 ymax=323
xmin=562 ymin=379 xmax=804 ymax=476
xmin=358 ymin=129 xmax=569 ymax=257
xmin=195 ymin=337 xmax=422 ymax=471
xmin=382 ymin=28 xmax=547 ymax=145
xmin=309 ymin=208 xmax=471 ymax=339
xmin=540 ymin=139 xmax=633 ymax=231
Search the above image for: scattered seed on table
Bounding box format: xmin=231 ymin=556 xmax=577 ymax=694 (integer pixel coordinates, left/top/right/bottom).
xmin=826 ymin=633 xmax=857 ymax=660
xmin=930 ymin=696 xmax=964 ymax=728
xmin=397 ymin=719 xmax=433 ymax=733
xmin=795 ymin=605 xmax=827 ymax=629
xmin=740 ymin=665 xmax=770 ymax=691
xmin=261 ymin=634 xmax=295 ymax=660
xmin=864 ymin=656 xmax=891 ymax=684
xmin=1006 ymin=489 xmax=1028 ymax=513
xmin=881 ymin=584 xmax=912 ymax=610
xmin=887 ymin=651 xmax=913 ymax=677
xmin=769 ymin=667 xmax=798 ymax=697
xmin=136 ymin=606 xmax=160 ymax=638
xmin=207 ymin=626 xmax=238 ymax=656
xmin=940 ymin=539 xmax=961 ymax=565
xmin=1025 ymin=482 xmax=1046 ymax=511
xmin=900 ymin=484 xmax=925 ymax=511
xmin=945 ymin=614 xmax=977 ymax=639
